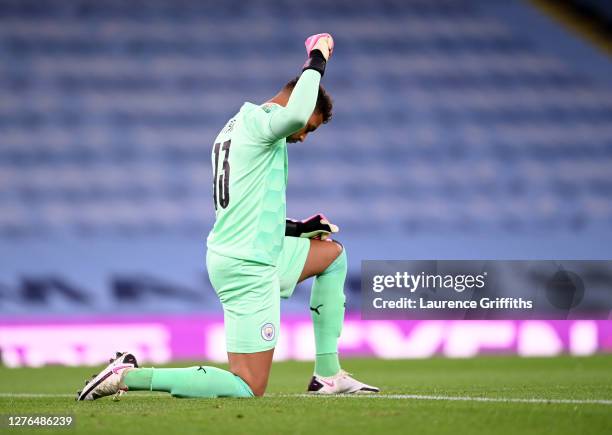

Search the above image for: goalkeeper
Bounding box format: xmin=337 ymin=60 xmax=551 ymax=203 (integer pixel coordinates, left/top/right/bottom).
xmin=77 ymin=34 xmax=378 ymax=401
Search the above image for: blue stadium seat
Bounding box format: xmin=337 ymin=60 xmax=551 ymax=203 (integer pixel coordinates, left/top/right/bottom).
xmin=0 ymin=0 xmax=611 ymax=238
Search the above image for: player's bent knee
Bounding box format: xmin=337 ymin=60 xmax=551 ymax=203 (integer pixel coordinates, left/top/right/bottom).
xmin=250 ymin=383 xmax=267 ymax=397
xmin=331 ymin=240 xmax=343 ymax=257
xmin=323 ymin=240 xmax=344 ymax=268
xmin=329 ymin=241 xmax=347 ymax=271
xmin=240 ymin=374 xmax=268 ymax=397
xmin=230 ymin=365 xmax=270 ymax=397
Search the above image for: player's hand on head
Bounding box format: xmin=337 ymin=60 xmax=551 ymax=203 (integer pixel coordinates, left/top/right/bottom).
xmin=305 ymin=33 xmax=334 ymax=61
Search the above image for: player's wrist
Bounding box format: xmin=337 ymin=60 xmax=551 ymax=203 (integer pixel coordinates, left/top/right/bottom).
xmin=302 ymin=49 xmax=327 ymax=76
xmin=285 ymin=219 xmax=302 ymax=237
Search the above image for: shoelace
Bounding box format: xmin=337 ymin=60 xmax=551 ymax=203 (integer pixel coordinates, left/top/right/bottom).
xmin=320 ymin=370 xmax=353 ymax=382
xmin=337 ymin=370 xmax=353 ymax=379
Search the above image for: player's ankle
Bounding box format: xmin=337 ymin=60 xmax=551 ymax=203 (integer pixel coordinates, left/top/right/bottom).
xmin=315 ymin=370 xmax=341 ymax=379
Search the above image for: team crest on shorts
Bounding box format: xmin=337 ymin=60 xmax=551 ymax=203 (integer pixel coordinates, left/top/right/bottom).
xmin=261 ymin=323 xmax=275 ymax=341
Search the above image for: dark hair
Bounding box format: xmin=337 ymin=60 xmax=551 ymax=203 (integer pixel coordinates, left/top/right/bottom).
xmin=283 ymin=77 xmax=333 ymax=124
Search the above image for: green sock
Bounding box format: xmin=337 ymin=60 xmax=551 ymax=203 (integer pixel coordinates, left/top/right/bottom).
xmin=310 ymin=247 xmax=347 ymax=377
xmin=123 ymin=366 xmax=253 ymax=398
xmin=314 ymin=353 xmax=340 ymax=377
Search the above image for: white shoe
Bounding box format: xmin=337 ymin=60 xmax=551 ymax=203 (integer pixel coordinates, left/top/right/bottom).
xmin=307 ymin=370 xmax=380 ymax=394
xmin=76 ymin=352 xmax=138 ymax=401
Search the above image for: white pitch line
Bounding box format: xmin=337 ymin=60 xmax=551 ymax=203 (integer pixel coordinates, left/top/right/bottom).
xmin=1 ymin=392 xmax=611 ymax=405
xmin=0 ymin=393 xmax=75 ymax=398
xmin=281 ymin=393 xmax=612 ymax=405
xmin=0 ymin=393 xmax=164 ymax=398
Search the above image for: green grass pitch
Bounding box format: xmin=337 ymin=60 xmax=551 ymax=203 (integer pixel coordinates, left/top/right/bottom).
xmin=1 ymin=355 xmax=611 ymax=435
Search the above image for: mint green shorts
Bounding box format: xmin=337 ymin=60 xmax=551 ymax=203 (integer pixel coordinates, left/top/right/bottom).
xmin=206 ymin=236 xmax=310 ymax=353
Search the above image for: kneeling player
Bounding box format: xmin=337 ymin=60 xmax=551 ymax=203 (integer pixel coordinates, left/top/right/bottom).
xmin=77 ymin=34 xmax=378 ymax=400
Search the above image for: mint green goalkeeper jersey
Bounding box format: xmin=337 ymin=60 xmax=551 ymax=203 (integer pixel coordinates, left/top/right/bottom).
xmin=206 ymin=69 xmax=322 ymax=266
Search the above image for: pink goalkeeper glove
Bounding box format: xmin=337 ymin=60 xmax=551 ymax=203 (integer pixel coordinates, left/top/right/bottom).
xmin=304 ymin=33 xmax=334 ymax=61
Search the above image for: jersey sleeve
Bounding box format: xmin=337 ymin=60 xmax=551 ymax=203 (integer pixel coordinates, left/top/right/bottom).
xmin=244 ymin=69 xmax=322 ymax=144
